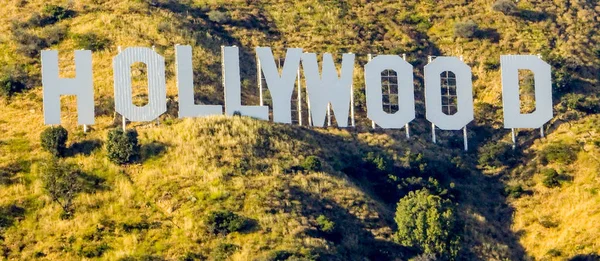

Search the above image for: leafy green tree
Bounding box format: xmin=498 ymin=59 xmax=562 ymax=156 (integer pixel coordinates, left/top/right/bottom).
xmin=40 ymin=126 xmax=69 ymax=157
xmin=106 ymin=129 xmax=139 ymax=164
xmin=40 ymin=158 xmax=81 ymax=218
xmin=394 ymin=189 xmax=460 ymax=259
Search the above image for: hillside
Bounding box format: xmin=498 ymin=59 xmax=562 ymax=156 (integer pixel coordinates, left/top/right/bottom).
xmin=0 ymin=0 xmax=600 ymax=260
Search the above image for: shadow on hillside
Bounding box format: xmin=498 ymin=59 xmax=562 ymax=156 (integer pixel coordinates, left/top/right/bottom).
xmin=0 ymin=204 xmax=25 ymax=231
xmin=301 ymin=125 xmax=528 ymax=259
xmin=141 ymin=141 xmax=170 ymax=162
xmin=284 ymin=185 xmax=414 ymax=260
xmin=153 ymin=1 xmax=280 ymax=106
xmin=517 ymin=9 xmax=553 ymax=22
xmin=0 ymin=160 xmax=29 ymax=186
xmin=569 ymin=254 xmax=600 ymax=261
xmin=78 ymin=171 xmax=109 ymax=193
xmin=68 ymin=139 xmax=103 ymax=157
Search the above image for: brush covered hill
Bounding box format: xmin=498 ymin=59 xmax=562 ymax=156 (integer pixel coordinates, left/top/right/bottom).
xmin=0 ymin=0 xmax=600 ymax=260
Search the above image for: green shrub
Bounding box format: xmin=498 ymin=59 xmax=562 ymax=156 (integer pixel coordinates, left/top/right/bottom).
xmin=12 ymin=29 xmax=48 ymax=58
xmin=106 ymin=129 xmax=139 ymax=164
xmin=492 ymin=0 xmax=518 ymax=14
xmin=41 ymin=4 xmax=75 ymax=25
xmin=478 ymin=142 xmax=517 ymax=168
xmin=211 ymin=243 xmax=239 ymax=261
xmin=454 ymin=20 xmax=478 ymax=38
xmin=541 ymin=168 xmax=560 ymax=188
xmin=40 ymin=126 xmax=69 ymax=157
xmin=504 ymin=184 xmax=525 ymax=199
xmin=394 ymin=189 xmax=460 ymax=259
xmin=538 ymin=143 xmax=578 ymax=165
xmin=78 ymin=243 xmax=110 ymax=258
xmin=40 ymin=158 xmax=81 ymax=217
xmin=316 ymin=215 xmax=335 ymax=233
xmin=205 ymin=210 xmax=246 ymax=235
xmin=207 ymin=10 xmax=231 ymax=23
xmin=302 ymin=156 xmax=322 ymax=172
xmin=72 ymin=32 xmax=110 ymax=51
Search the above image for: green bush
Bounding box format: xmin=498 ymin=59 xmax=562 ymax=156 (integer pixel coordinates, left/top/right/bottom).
xmin=302 ymin=156 xmax=322 ymax=172
xmin=72 ymin=32 xmax=110 ymax=51
xmin=205 ymin=210 xmax=247 ymax=235
xmin=504 ymin=184 xmax=525 ymax=199
xmin=538 ymin=143 xmax=578 ymax=165
xmin=78 ymin=243 xmax=110 ymax=258
xmin=492 ymin=0 xmax=518 ymax=15
xmin=207 ymin=10 xmax=231 ymax=23
xmin=394 ymin=189 xmax=460 ymax=259
xmin=106 ymin=129 xmax=140 ymax=164
xmin=478 ymin=142 xmax=517 ymax=168
xmin=40 ymin=158 xmax=81 ymax=217
xmin=454 ymin=20 xmax=478 ymax=38
xmin=316 ymin=215 xmax=335 ymax=233
xmin=40 ymin=126 xmax=69 ymax=157
xmin=41 ymin=4 xmax=75 ymax=25
xmin=211 ymin=243 xmax=239 ymax=261
xmin=541 ymin=168 xmax=560 ymax=188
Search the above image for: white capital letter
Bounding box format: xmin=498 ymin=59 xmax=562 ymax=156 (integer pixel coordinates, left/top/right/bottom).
xmin=42 ymin=50 xmax=95 ymax=125
xmin=114 ymin=47 xmax=167 ymax=122
xmin=501 ymin=55 xmax=553 ymax=129
xmin=364 ymin=55 xmax=415 ymax=129
xmin=301 ymin=53 xmax=355 ymax=127
xmin=425 ymin=57 xmax=474 ymax=130
xmin=222 ymin=46 xmax=268 ymax=120
xmin=256 ymin=47 xmax=302 ymax=124
xmin=176 ymin=45 xmax=223 ymax=118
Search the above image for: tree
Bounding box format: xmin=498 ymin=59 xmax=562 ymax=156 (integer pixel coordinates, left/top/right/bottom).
xmin=106 ymin=129 xmax=139 ymax=164
xmin=40 ymin=126 xmax=69 ymax=157
xmin=492 ymin=0 xmax=518 ymax=15
xmin=40 ymin=158 xmax=81 ymax=218
xmin=394 ymin=189 xmax=460 ymax=259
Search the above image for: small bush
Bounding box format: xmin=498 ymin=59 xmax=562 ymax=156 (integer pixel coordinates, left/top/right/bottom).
xmin=541 ymin=168 xmax=560 ymax=188
xmin=454 ymin=20 xmax=478 ymax=38
xmin=40 ymin=158 xmax=82 ymax=217
xmin=41 ymin=126 xmax=69 ymax=157
xmin=41 ymin=25 xmax=68 ymax=46
xmin=12 ymin=29 xmax=48 ymax=58
xmin=205 ymin=210 xmax=247 ymax=235
xmin=302 ymin=156 xmax=322 ymax=172
xmin=41 ymin=4 xmax=75 ymax=24
xmin=538 ymin=143 xmax=578 ymax=165
xmin=78 ymin=243 xmax=110 ymax=258
xmin=212 ymin=243 xmax=239 ymax=261
xmin=316 ymin=215 xmax=335 ymax=233
xmin=492 ymin=0 xmax=518 ymax=15
xmin=478 ymin=142 xmax=517 ymax=168
xmin=72 ymin=33 xmax=110 ymax=51
xmin=207 ymin=10 xmax=231 ymax=23
xmin=106 ymin=129 xmax=139 ymax=164
xmin=504 ymin=184 xmax=525 ymax=199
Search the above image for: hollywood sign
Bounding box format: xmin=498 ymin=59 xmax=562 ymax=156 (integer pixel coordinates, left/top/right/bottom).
xmin=41 ymin=46 xmax=553 ymax=134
